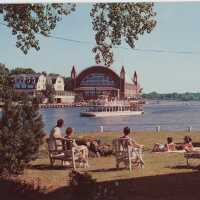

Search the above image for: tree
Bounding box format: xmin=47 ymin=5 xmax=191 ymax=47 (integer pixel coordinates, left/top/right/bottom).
xmin=0 ymin=63 xmax=9 ymax=86
xmin=0 ymin=3 xmax=156 ymax=66
xmin=43 ymin=83 xmax=55 ymax=103
xmin=0 ymin=63 xmax=14 ymax=101
xmin=64 ymin=77 xmax=72 ymax=91
xmin=0 ymin=96 xmax=45 ymax=175
xmin=0 ymin=4 xmax=76 ymax=55
xmin=90 ymin=3 xmax=156 ymax=66
xmin=10 ymin=67 xmax=36 ymax=75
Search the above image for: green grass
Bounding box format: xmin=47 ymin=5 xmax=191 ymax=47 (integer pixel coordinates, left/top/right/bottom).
xmin=18 ymin=131 xmax=200 ymax=187
xmin=3 ymin=131 xmax=200 ymax=200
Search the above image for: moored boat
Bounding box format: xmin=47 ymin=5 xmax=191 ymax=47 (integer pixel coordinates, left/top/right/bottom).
xmin=80 ymin=99 xmax=144 ymax=117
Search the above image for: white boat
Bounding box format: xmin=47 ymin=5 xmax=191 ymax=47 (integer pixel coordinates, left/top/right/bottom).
xmin=80 ymin=100 xmax=144 ymax=117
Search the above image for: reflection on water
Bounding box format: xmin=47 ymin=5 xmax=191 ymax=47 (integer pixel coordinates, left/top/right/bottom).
xmin=41 ymin=102 xmax=200 ymax=133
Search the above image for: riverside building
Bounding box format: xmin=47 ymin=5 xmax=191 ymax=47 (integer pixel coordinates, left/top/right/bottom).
xmin=70 ymin=65 xmax=142 ymax=100
xmin=11 ymin=74 xmax=75 ymax=104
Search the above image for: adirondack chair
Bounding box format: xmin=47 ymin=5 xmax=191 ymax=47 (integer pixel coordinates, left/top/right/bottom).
xmin=112 ymin=137 xmax=144 ymax=171
xmin=46 ymin=138 xmax=66 ymax=166
xmin=46 ymin=138 xmax=89 ymax=170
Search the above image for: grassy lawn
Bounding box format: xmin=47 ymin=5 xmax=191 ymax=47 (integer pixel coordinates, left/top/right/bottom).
xmin=2 ymin=131 xmax=200 ymax=200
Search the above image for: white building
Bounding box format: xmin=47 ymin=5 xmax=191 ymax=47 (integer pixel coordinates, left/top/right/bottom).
xmin=47 ymin=75 xmax=75 ymax=103
xmin=12 ymin=73 xmax=75 ymax=104
xmin=51 ymin=76 xmax=65 ymax=91
xmin=11 ymin=73 xmax=46 ymax=92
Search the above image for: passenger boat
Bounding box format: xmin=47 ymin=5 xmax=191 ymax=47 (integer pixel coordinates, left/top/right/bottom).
xmin=80 ymin=99 xmax=144 ymax=117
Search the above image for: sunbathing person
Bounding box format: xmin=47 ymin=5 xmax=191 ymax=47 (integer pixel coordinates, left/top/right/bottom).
xmin=183 ymin=136 xmax=194 ymax=152
xmin=152 ymin=137 xmax=176 ymax=152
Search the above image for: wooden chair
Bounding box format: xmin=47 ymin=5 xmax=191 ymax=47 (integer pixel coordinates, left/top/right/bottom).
xmin=112 ymin=138 xmax=144 ymax=171
xmin=46 ymin=138 xmax=66 ymax=166
xmin=46 ymin=138 xmax=89 ymax=170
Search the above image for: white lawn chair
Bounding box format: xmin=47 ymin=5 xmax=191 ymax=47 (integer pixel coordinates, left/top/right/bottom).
xmin=47 ymin=138 xmax=89 ymax=170
xmin=112 ymin=138 xmax=144 ymax=171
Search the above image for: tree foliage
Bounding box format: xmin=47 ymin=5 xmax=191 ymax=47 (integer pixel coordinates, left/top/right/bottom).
xmin=0 ymin=97 xmax=45 ymax=175
xmin=91 ymin=3 xmax=156 ymax=66
xmin=0 ymin=4 xmax=76 ymax=54
xmin=0 ymin=63 xmax=14 ymax=100
xmin=10 ymin=67 xmax=36 ymax=75
xmin=0 ymin=3 xmax=156 ymax=66
xmin=43 ymin=83 xmax=55 ymax=103
xmin=0 ymin=64 xmax=45 ymax=175
xmin=142 ymin=92 xmax=200 ymax=101
xmin=0 ymin=63 xmax=9 ymax=86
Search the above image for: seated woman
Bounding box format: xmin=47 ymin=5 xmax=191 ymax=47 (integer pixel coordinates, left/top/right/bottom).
xmin=152 ymin=137 xmax=176 ymax=152
xmin=183 ymin=136 xmax=193 ymax=152
xmin=64 ymin=127 xmax=89 ymax=167
xmin=120 ymin=127 xmax=144 ymax=149
xmin=120 ymin=127 xmax=144 ymax=165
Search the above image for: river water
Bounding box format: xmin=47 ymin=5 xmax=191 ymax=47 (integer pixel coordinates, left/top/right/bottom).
xmin=41 ymin=101 xmax=200 ymax=133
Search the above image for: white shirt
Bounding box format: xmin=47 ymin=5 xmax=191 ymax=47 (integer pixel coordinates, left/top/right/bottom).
xmin=50 ymin=127 xmax=63 ymax=139
xmin=49 ymin=126 xmax=63 ymax=150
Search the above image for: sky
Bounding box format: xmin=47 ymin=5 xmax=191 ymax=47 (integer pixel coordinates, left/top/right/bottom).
xmin=0 ymin=2 xmax=200 ymax=93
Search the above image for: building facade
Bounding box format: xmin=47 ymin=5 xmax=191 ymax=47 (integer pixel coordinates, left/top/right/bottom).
xmin=70 ymin=65 xmax=142 ymax=100
xmin=11 ymin=74 xmax=46 ymax=94
xmin=12 ymin=74 xmax=75 ymax=104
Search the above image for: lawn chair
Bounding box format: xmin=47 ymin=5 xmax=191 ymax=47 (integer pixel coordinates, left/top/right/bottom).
xmin=46 ymin=138 xmax=66 ymax=166
xmin=46 ymin=138 xmax=89 ymax=170
xmin=112 ymin=138 xmax=144 ymax=171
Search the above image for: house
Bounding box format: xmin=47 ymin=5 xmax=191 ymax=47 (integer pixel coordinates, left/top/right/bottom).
xmin=11 ymin=73 xmax=46 ymax=94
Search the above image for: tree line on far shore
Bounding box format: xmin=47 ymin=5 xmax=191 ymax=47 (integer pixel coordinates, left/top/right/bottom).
xmin=142 ymin=92 xmax=200 ymax=101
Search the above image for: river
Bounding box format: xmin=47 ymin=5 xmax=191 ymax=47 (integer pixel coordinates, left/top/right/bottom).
xmin=41 ymin=101 xmax=200 ymax=133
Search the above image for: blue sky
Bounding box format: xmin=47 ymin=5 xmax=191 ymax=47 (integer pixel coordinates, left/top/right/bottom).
xmin=0 ymin=2 xmax=200 ymax=93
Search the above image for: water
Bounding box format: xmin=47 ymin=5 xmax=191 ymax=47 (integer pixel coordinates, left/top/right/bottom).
xmin=41 ymin=101 xmax=200 ymax=133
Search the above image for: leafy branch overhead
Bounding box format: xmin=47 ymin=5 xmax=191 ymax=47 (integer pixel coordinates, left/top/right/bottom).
xmin=0 ymin=3 xmax=156 ymax=66
xmin=90 ymin=3 xmax=156 ymax=66
xmin=0 ymin=4 xmax=76 ymax=54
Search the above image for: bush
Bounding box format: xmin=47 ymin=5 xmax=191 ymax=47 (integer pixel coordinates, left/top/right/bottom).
xmin=69 ymin=170 xmax=97 ymax=200
xmin=0 ymin=98 xmax=45 ymax=175
xmin=69 ymin=170 xmax=121 ymax=200
xmin=0 ymin=177 xmax=47 ymax=200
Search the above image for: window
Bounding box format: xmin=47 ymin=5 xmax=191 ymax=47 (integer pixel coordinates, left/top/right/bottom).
xmin=80 ymin=73 xmax=115 ymax=86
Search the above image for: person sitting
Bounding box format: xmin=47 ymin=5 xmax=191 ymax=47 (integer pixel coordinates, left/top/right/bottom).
xmin=49 ymin=119 xmax=64 ymax=151
xmin=183 ymin=136 xmax=194 ymax=152
xmin=152 ymin=137 xmax=176 ymax=152
xmin=64 ymin=127 xmax=89 ymax=167
xmin=120 ymin=127 xmax=144 ymax=165
xmin=120 ymin=127 xmax=144 ymax=149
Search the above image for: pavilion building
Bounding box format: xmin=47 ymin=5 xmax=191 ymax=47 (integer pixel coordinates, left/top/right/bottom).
xmin=70 ymin=65 xmax=142 ymax=100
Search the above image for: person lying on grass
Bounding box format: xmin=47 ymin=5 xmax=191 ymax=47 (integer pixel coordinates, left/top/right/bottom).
xmin=152 ymin=137 xmax=176 ymax=152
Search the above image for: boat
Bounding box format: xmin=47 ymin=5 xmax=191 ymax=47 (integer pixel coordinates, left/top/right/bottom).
xmin=80 ymin=99 xmax=144 ymax=117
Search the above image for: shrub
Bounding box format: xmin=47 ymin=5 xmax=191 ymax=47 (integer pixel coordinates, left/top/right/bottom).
xmin=69 ymin=170 xmax=120 ymax=200
xmin=0 ymin=97 xmax=45 ymax=175
xmin=69 ymin=170 xmax=97 ymax=200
